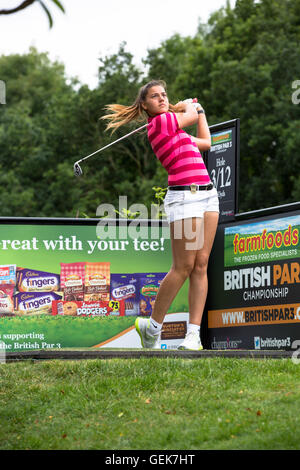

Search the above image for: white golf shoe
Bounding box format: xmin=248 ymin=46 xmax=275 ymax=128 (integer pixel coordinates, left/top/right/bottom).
xmin=135 ymin=317 xmax=161 ymax=349
xmin=178 ymin=331 xmax=203 ymax=351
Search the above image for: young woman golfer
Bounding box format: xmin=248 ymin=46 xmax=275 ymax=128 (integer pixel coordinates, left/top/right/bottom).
xmin=103 ymin=80 xmax=219 ymax=350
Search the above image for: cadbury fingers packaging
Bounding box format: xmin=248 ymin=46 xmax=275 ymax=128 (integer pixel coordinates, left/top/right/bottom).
xmin=14 ymin=292 xmax=62 ymax=316
xmin=17 ymin=268 xmax=60 ymax=293
xmin=110 ymin=274 xmax=139 ymax=316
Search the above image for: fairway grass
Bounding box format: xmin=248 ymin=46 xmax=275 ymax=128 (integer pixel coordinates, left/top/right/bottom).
xmin=0 ymin=357 xmax=299 ymax=450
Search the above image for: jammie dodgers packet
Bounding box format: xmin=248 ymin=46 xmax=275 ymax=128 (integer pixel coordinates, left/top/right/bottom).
xmin=138 ymin=273 xmax=167 ymax=316
xmin=60 ymin=262 xmax=85 ymax=301
xmin=110 ymin=274 xmax=139 ymax=316
xmin=52 ymin=299 xmax=125 ymax=317
xmin=16 ymin=268 xmax=60 ymax=292
xmin=84 ymin=262 xmax=110 ymax=302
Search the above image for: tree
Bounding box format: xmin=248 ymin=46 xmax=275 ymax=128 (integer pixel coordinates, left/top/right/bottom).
xmin=200 ymin=0 xmax=300 ymax=211
xmin=0 ymin=48 xmax=83 ymax=216
xmin=0 ymin=0 xmax=65 ymax=28
xmin=1 ymin=0 xmax=299 ymax=218
xmin=143 ymin=0 xmax=300 ymax=212
xmin=0 ymin=45 xmax=160 ymax=218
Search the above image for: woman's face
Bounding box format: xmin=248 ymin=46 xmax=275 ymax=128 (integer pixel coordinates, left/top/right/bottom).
xmin=142 ymin=85 xmax=169 ymax=116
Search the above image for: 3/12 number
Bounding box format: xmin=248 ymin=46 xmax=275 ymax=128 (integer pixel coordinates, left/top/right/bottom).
xmin=211 ymin=166 xmax=231 ymax=188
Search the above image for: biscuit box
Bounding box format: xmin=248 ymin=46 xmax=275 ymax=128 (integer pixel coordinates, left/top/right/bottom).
xmin=52 ymin=299 xmax=125 ymax=317
xmin=84 ymin=262 xmax=110 ymax=302
xmin=14 ymin=292 xmax=62 ymax=315
xmin=0 ymin=284 xmax=15 ymax=315
xmin=60 ymin=262 xmax=85 ymax=301
xmin=110 ymin=274 xmax=139 ymax=316
xmin=0 ymin=265 xmax=17 ymax=285
xmin=16 ymin=268 xmax=60 ymax=292
xmin=137 ymin=273 xmax=167 ymax=316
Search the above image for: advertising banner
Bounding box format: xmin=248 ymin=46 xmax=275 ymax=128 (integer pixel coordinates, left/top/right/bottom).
xmin=0 ymin=219 xmax=189 ymax=351
xmin=205 ymin=209 xmax=300 ymax=350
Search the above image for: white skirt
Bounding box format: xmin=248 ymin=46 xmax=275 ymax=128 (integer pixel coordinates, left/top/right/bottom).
xmin=164 ymin=187 xmax=219 ymax=223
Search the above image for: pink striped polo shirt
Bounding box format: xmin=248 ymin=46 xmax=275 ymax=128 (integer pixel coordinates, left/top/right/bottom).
xmin=147 ymin=112 xmax=211 ymax=186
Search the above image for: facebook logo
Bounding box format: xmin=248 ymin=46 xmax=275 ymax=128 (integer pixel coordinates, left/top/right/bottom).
xmin=254 ymin=337 xmax=260 ymax=350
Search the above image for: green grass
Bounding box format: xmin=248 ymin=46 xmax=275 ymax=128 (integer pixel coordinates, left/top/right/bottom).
xmin=0 ymin=357 xmax=300 ymax=450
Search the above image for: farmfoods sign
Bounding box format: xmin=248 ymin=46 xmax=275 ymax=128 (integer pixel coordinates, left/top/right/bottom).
xmin=226 ymin=218 xmax=298 ymax=266
xmin=206 ymin=212 xmax=300 ymax=350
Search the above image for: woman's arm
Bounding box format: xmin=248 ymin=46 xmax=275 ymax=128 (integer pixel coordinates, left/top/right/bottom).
xmin=190 ymin=111 xmax=211 ymax=151
xmin=175 ymin=102 xmax=198 ymax=129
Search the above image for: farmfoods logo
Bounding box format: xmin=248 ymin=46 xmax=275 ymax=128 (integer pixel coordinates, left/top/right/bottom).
xmin=225 ymin=215 xmax=300 ymax=266
xmin=233 ymin=225 xmax=298 ymax=254
xmin=211 ymin=130 xmax=232 ymax=146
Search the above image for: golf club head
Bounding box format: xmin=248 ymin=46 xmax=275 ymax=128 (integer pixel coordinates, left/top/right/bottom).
xmin=74 ymin=162 xmax=83 ymax=177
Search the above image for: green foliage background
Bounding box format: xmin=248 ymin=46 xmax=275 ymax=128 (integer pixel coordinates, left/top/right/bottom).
xmin=0 ymin=0 xmax=299 ymax=218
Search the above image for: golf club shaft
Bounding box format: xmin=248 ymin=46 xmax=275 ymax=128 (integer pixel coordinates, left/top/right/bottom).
xmin=77 ymin=123 xmax=148 ymax=165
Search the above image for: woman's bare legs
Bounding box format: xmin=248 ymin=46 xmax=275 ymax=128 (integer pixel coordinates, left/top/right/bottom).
xmin=188 ymin=211 xmax=219 ymax=326
xmin=151 ymin=212 xmax=219 ymax=326
xmin=151 ymin=217 xmax=207 ymax=324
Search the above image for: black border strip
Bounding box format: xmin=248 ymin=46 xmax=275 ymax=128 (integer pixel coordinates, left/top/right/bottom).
xmin=0 ymin=217 xmax=169 ymax=227
xmin=3 ymin=348 xmax=293 ymax=362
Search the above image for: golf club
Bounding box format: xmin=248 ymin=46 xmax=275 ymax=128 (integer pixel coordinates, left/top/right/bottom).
xmin=73 ymin=123 xmax=149 ymax=177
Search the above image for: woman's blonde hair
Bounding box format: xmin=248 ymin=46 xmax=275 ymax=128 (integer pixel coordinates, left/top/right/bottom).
xmin=101 ymin=79 xmax=183 ymax=133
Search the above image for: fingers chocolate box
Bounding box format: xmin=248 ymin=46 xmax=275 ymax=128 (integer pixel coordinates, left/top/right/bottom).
xmin=110 ymin=274 xmax=139 ymax=316
xmin=14 ymin=292 xmax=62 ymax=316
xmin=17 ymin=268 xmax=60 ymax=292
